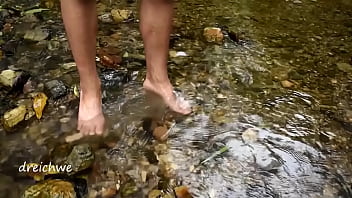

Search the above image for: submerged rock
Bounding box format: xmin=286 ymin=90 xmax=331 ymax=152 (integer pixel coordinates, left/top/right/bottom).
xmin=0 ymin=69 xmax=16 ymax=87
xmin=120 ymin=178 xmax=138 ymax=197
xmin=65 ymin=144 xmax=95 ymax=175
xmin=175 ymin=186 xmax=193 ymax=198
xmin=98 ymin=13 xmax=114 ymax=23
xmin=148 ymin=190 xmax=162 ymax=198
xmin=153 ymin=125 xmax=168 ymax=141
xmin=2 ymin=105 xmax=26 ymax=129
xmin=22 ymin=179 xmax=76 ymax=198
xmin=100 ymin=70 xmax=129 ymax=88
xmin=336 ymin=62 xmax=352 ymax=73
xmin=24 ymin=27 xmax=49 ymax=42
xmin=280 ymin=80 xmax=295 ymax=88
xmin=44 ymin=80 xmax=68 ymax=99
xmin=242 ymin=128 xmax=259 ymax=143
xmin=0 ymin=69 xmax=29 ymax=91
xmin=203 ymin=27 xmax=224 ymax=43
xmin=111 ymin=9 xmax=133 ymax=23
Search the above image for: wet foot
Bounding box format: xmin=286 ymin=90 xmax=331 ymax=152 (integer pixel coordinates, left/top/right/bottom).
xmin=143 ymin=78 xmax=192 ymax=115
xmin=77 ymin=88 xmax=105 ymax=135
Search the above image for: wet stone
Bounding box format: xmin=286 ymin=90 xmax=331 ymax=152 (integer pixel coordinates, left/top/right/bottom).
xmin=336 ymin=62 xmax=352 ymax=73
xmin=111 ymin=9 xmax=133 ymax=23
xmin=2 ymin=105 xmax=27 ymax=129
xmin=24 ymin=27 xmax=49 ymax=42
xmin=175 ymin=186 xmax=193 ymax=198
xmin=120 ymin=179 xmax=138 ymax=197
xmin=0 ymin=69 xmax=30 ymax=92
xmin=242 ymin=128 xmax=259 ymax=143
xmin=100 ymin=70 xmax=129 ymax=89
xmin=22 ymin=179 xmax=76 ymax=198
xmin=203 ymin=27 xmax=224 ymax=43
xmin=99 ymin=13 xmax=113 ymax=23
xmin=0 ymin=69 xmax=17 ymax=87
xmin=65 ymin=144 xmax=95 ymax=175
xmin=280 ymin=80 xmax=295 ymax=88
xmin=44 ymin=80 xmax=68 ymax=99
xmin=148 ymin=190 xmax=162 ymax=198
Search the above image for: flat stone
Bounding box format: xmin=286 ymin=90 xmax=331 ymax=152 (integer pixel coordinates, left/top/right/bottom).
xmin=281 ymin=80 xmax=295 ymax=88
xmin=337 ymin=62 xmax=352 ymax=73
xmin=3 ymin=105 xmax=27 ymax=129
xmin=24 ymin=27 xmax=49 ymax=42
xmin=44 ymin=80 xmax=67 ymax=99
xmin=111 ymin=9 xmax=132 ymax=23
xmin=0 ymin=69 xmax=16 ymax=87
xmin=203 ymin=27 xmax=224 ymax=43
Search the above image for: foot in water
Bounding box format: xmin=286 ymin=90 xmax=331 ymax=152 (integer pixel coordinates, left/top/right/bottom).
xmin=77 ymin=88 xmax=105 ymax=135
xmin=143 ymin=78 xmax=192 ymax=115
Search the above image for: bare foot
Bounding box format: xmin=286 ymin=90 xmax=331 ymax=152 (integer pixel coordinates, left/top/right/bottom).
xmin=77 ymin=88 xmax=105 ymax=135
xmin=143 ymin=78 xmax=192 ymax=115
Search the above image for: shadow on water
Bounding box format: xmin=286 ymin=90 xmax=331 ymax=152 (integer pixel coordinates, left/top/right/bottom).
xmin=0 ymin=0 xmax=352 ymax=197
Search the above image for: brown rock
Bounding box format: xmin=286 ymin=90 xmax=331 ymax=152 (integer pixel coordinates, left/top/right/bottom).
xmin=175 ymin=186 xmax=192 ymax=198
xmin=2 ymin=105 xmax=27 ymax=129
xmin=111 ymin=9 xmax=132 ymax=23
xmin=3 ymin=23 xmax=13 ymax=33
xmin=280 ymin=80 xmax=295 ymax=88
xmin=102 ymin=187 xmax=117 ymax=198
xmin=153 ymin=125 xmax=168 ymax=141
xmin=97 ymin=48 xmax=122 ymax=69
xmin=110 ymin=32 xmax=121 ymax=40
xmin=203 ymin=27 xmax=224 ymax=43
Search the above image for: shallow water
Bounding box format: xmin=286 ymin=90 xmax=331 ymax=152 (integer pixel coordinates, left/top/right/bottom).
xmin=0 ymin=0 xmax=352 ymax=197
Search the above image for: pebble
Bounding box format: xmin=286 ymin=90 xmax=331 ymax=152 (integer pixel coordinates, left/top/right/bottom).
xmin=24 ymin=27 xmax=49 ymax=41
xmin=242 ymin=128 xmax=259 ymax=143
xmin=169 ymin=50 xmax=177 ymax=58
xmin=148 ymin=190 xmax=162 ymax=198
xmin=111 ymin=9 xmax=132 ymax=23
xmin=44 ymin=80 xmax=68 ymax=99
xmin=0 ymin=69 xmax=17 ymax=87
xmin=280 ymin=80 xmax=295 ymax=88
xmin=59 ymin=117 xmax=70 ymax=123
xmin=174 ymin=186 xmax=192 ymax=198
xmin=3 ymin=105 xmax=27 ymax=129
xmin=65 ymin=133 xmax=83 ymax=143
xmin=203 ymin=27 xmax=224 ymax=43
xmin=98 ymin=13 xmax=113 ymax=23
xmin=153 ymin=125 xmax=168 ymax=141
xmin=61 ymin=62 xmax=76 ymax=70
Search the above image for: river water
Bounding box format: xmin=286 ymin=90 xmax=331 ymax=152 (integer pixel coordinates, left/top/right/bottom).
xmin=0 ymin=0 xmax=351 ymax=197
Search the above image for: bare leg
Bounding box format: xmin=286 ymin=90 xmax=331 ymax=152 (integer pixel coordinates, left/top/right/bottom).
xmin=140 ymin=0 xmax=191 ymax=115
xmin=61 ymin=0 xmax=105 ymax=135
